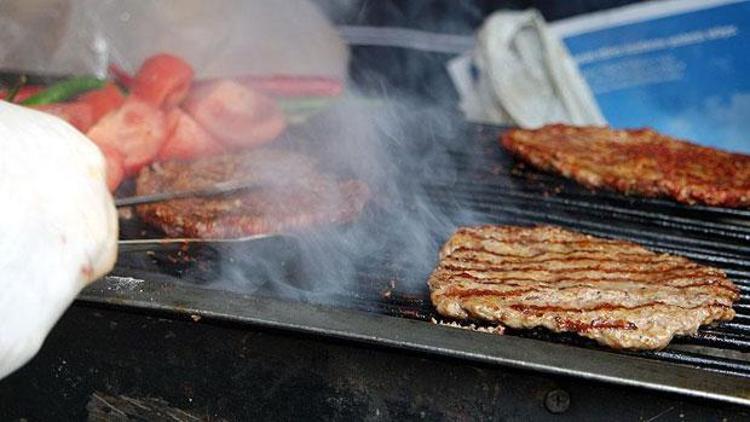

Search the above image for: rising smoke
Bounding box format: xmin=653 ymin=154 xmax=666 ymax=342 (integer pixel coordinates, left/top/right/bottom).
xmin=211 ymin=94 xmax=485 ymax=303
xmin=144 ymin=0 xmax=489 ymax=302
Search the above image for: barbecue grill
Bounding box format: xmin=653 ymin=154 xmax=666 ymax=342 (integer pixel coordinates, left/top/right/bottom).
xmin=1 ymin=110 xmax=749 ymax=420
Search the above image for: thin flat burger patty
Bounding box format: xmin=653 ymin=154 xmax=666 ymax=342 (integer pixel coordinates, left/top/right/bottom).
xmin=135 ymin=149 xmax=370 ymax=238
xmin=428 ymin=225 xmax=738 ymax=350
xmin=501 ymin=125 xmax=750 ymax=207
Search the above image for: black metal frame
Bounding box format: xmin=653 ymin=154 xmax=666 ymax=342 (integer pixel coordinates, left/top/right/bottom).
xmin=79 ymin=275 xmax=750 ymax=406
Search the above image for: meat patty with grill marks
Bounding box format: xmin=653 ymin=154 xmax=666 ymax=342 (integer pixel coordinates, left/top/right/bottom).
xmin=428 ymin=225 xmax=739 ymax=350
xmin=501 ymin=125 xmax=750 ymax=208
xmin=135 ymin=149 xmax=370 ymax=238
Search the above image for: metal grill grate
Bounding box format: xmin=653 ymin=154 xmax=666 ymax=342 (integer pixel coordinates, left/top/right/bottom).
xmin=341 ymin=125 xmax=750 ymax=378
xmin=110 ymin=122 xmax=750 ymax=382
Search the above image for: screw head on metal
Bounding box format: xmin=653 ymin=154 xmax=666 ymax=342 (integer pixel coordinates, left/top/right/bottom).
xmin=544 ymin=389 xmax=571 ymax=414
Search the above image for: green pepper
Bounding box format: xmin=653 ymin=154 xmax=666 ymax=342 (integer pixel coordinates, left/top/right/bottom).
xmin=21 ymin=76 xmax=106 ymax=106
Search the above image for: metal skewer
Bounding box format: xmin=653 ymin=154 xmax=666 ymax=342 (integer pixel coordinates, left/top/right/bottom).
xmin=114 ymin=179 xmax=263 ymax=207
xmin=116 ymin=233 xmax=282 ymax=252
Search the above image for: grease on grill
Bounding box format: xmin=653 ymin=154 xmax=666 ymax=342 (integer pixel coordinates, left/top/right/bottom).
xmin=431 ymin=317 xmax=505 ymax=335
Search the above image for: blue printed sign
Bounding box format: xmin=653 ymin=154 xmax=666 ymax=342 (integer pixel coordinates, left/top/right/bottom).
xmin=553 ymin=0 xmax=750 ymax=152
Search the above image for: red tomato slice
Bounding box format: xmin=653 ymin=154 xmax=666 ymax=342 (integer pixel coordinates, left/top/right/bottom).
xmin=86 ymin=98 xmax=167 ymax=176
xmin=159 ymin=108 xmax=224 ymax=161
xmin=237 ymin=75 xmax=343 ymax=97
xmin=78 ymin=83 xmax=125 ymax=123
xmin=98 ymin=145 xmax=125 ymax=192
xmin=131 ymin=54 xmax=194 ymax=109
xmin=34 ymin=102 xmax=94 ymax=132
xmin=183 ymin=79 xmax=286 ymax=149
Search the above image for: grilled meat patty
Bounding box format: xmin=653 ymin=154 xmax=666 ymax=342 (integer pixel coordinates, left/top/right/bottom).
xmin=135 ymin=149 xmax=370 ymax=238
xmin=428 ymin=225 xmax=738 ymax=350
xmin=501 ymin=125 xmax=750 ymax=207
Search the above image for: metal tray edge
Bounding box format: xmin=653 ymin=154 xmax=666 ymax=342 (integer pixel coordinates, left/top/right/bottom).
xmin=77 ymin=275 xmax=750 ymax=408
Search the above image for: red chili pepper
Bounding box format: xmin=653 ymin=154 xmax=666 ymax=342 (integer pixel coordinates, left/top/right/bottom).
xmin=108 ymin=63 xmax=134 ymax=88
xmin=235 ymin=75 xmax=343 ymax=97
xmin=0 ymin=85 xmax=44 ymax=102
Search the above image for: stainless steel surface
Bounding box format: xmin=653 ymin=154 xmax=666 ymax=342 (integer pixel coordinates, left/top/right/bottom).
xmin=79 ymin=276 xmax=750 ymax=407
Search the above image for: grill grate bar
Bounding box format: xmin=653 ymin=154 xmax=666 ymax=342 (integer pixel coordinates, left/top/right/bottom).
xmin=450 ymin=153 xmax=750 ymax=218
xmin=415 ymin=136 xmax=750 ymax=368
xmin=431 ymin=197 xmax=750 ymax=265
xmin=725 ymin=269 xmax=750 ymax=279
xmin=433 ymin=193 xmax=750 ymax=257
xmin=699 ymin=327 xmax=750 ymax=340
xmin=728 ymin=314 xmax=750 ymax=323
xmin=714 ymin=322 xmax=750 ymax=334
xmin=337 ymin=279 xmax=750 ymax=353
xmin=646 ymin=349 xmax=750 ymax=378
xmin=431 ymin=183 xmax=750 ymax=241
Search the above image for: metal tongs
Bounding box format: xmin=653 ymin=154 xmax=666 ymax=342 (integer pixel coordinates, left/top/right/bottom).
xmin=114 ymin=179 xmax=263 ymax=207
xmin=115 ymin=178 xmax=277 ymax=249
xmin=117 ymin=233 xmax=283 ymax=252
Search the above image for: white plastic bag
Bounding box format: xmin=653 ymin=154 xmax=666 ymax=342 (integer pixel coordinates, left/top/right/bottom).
xmin=0 ymin=0 xmax=349 ymax=79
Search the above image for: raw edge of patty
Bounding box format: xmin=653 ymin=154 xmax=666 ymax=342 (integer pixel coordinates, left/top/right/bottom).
xmin=428 ymin=225 xmax=739 ymax=350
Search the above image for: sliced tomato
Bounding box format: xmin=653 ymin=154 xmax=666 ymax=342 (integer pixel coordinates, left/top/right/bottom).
xmin=98 ymin=145 xmax=125 ymax=192
xmin=34 ymin=102 xmax=94 ymax=132
xmin=183 ymin=79 xmax=286 ymax=149
xmin=78 ymin=83 xmax=125 ymax=123
xmin=0 ymin=85 xmax=44 ymax=102
xmin=131 ymin=54 xmax=194 ymax=109
xmin=237 ymin=75 xmax=343 ymax=97
xmin=158 ymin=108 xmax=224 ymax=161
xmin=86 ymin=97 xmax=167 ymax=176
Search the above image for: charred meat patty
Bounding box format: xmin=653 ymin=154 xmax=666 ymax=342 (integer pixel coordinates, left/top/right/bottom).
xmin=428 ymin=225 xmax=738 ymax=350
xmin=501 ymin=125 xmax=750 ymax=207
xmin=135 ymin=149 xmax=370 ymax=238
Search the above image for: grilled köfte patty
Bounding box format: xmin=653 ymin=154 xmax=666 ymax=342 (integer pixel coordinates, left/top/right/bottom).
xmin=501 ymin=125 xmax=750 ymax=207
xmin=135 ymin=149 xmax=370 ymax=238
xmin=428 ymin=225 xmax=738 ymax=350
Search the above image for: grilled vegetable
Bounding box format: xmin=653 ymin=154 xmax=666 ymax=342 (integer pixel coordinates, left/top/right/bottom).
xmin=20 ymin=76 xmax=105 ymax=106
xmin=158 ymin=108 xmax=224 ymax=161
xmin=131 ymin=54 xmax=194 ymax=109
xmin=99 ymin=145 xmax=125 ymax=192
xmin=183 ymin=79 xmax=285 ymax=148
xmin=33 ymin=102 xmax=94 ymax=132
xmin=1 ymin=85 xmax=43 ymax=103
xmin=78 ymin=83 xmax=125 ymax=123
xmin=87 ymin=97 xmax=167 ymax=176
xmin=108 ymin=63 xmax=134 ymax=89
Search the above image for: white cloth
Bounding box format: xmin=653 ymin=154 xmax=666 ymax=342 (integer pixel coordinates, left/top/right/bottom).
xmin=0 ymin=102 xmax=118 ymax=379
xmin=448 ymin=10 xmax=605 ymax=127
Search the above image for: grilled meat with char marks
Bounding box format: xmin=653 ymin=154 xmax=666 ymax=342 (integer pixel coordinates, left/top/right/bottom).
xmin=428 ymin=225 xmax=738 ymax=350
xmin=135 ymin=149 xmax=370 ymax=238
xmin=501 ymin=125 xmax=750 ymax=208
